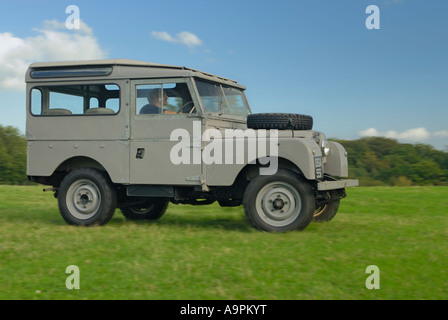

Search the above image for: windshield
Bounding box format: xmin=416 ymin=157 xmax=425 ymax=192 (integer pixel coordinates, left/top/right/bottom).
xmin=195 ymin=79 xmax=250 ymax=116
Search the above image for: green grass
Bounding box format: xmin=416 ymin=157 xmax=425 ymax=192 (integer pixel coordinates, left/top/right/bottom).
xmin=0 ymin=185 xmax=447 ymax=300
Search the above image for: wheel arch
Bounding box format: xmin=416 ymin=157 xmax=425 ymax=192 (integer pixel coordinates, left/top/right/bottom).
xmin=243 ymin=157 xmax=305 ymax=181
xmin=210 ymin=156 xmax=306 ymax=192
xmin=31 ymin=156 xmax=113 ymax=186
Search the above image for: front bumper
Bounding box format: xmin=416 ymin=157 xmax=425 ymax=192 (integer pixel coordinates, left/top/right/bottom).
xmin=317 ymin=179 xmax=359 ymax=191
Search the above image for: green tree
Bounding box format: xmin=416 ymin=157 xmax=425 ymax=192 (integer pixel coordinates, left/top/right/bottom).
xmin=0 ymin=125 xmax=29 ymax=185
xmin=334 ymin=136 xmax=447 ymax=186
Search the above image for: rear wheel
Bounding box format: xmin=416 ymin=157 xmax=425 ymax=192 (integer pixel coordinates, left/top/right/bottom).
xmin=58 ymin=169 xmax=117 ymax=226
xmin=243 ymin=170 xmax=314 ymax=232
xmin=121 ymin=200 xmax=169 ymax=220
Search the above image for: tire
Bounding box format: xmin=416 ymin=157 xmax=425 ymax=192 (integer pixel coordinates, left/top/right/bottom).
xmin=121 ymin=200 xmax=169 ymax=221
xmin=58 ymin=169 xmax=117 ymax=226
xmin=247 ymin=113 xmax=313 ymax=130
xmin=243 ymin=170 xmax=315 ymax=232
xmin=313 ymin=191 xmax=341 ymax=222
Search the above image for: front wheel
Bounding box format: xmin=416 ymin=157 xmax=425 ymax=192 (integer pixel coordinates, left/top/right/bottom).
xmin=58 ymin=169 xmax=117 ymax=226
xmin=243 ymin=170 xmax=315 ymax=232
xmin=313 ymin=191 xmax=341 ymax=222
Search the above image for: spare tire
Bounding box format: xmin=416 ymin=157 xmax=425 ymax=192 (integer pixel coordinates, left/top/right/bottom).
xmin=247 ymin=113 xmax=313 ymax=130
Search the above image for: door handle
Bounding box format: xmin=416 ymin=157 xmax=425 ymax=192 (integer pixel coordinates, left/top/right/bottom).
xmin=136 ymin=148 xmax=145 ymax=159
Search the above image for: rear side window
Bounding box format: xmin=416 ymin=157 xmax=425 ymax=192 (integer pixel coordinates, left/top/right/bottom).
xmin=30 ymin=84 xmax=120 ymax=116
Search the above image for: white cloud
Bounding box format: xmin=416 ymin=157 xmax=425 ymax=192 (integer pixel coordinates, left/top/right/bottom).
xmin=151 ymin=31 xmax=175 ymax=43
xmin=152 ymin=30 xmax=202 ymax=47
xmin=434 ymin=130 xmax=448 ymax=138
xmin=359 ymin=128 xmax=380 ymax=137
xmin=0 ymin=19 xmax=106 ymax=91
xmin=359 ymin=127 xmax=431 ymax=142
xmin=397 ymin=128 xmax=430 ymax=141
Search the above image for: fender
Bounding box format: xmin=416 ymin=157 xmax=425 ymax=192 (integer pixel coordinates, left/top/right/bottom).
xmin=205 ymin=137 xmax=320 ymax=186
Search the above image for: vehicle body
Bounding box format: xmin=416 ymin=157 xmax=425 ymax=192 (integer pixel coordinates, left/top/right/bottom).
xmin=26 ymin=59 xmax=358 ymax=232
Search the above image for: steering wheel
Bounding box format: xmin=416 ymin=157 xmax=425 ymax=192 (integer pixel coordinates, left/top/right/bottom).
xmin=178 ymin=101 xmax=195 ymax=114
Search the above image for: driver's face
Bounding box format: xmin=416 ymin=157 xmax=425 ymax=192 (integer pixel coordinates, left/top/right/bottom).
xmin=159 ymin=93 xmax=168 ymax=105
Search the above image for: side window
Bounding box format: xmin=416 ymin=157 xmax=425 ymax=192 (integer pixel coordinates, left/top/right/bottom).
xmin=104 ymin=84 xmax=120 ymax=113
xmin=31 ymin=89 xmax=42 ymax=115
xmin=137 ymin=84 xmax=163 ymax=114
xmin=90 ymin=97 xmax=99 ymax=108
xmin=30 ymin=84 xmax=120 ymax=116
xmin=136 ymin=82 xmax=194 ymax=115
xmin=49 ymin=91 xmax=84 ymax=114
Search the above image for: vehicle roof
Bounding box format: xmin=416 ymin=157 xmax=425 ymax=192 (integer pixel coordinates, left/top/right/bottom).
xmin=29 ymin=59 xmax=174 ymax=69
xmin=26 ymin=59 xmax=245 ymax=89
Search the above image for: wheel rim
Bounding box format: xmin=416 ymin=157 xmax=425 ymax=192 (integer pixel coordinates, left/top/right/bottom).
xmin=66 ymin=179 xmax=101 ymax=220
xmin=314 ymin=204 xmax=327 ymax=218
xmin=128 ymin=206 xmax=151 ymax=215
xmin=255 ymin=181 xmax=302 ymax=227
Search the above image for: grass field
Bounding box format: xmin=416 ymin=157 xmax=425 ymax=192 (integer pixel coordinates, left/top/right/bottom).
xmin=0 ymin=185 xmax=446 ymax=300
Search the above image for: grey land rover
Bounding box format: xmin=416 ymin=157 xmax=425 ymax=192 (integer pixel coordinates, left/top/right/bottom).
xmin=26 ymin=59 xmax=358 ymax=232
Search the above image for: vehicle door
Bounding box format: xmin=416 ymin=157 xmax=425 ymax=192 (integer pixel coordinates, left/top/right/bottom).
xmin=129 ymin=78 xmax=202 ymax=185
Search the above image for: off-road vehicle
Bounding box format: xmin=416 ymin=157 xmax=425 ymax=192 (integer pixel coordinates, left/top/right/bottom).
xmin=26 ymin=59 xmax=358 ymax=232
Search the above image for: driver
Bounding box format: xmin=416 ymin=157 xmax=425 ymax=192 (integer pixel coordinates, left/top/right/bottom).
xmin=140 ymin=88 xmax=177 ymax=114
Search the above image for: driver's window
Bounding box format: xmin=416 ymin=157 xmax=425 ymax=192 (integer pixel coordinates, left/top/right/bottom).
xmin=136 ymin=82 xmax=193 ymax=115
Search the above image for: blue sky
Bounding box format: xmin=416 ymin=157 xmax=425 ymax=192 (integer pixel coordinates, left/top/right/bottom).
xmin=1 ymin=0 xmax=447 ymax=149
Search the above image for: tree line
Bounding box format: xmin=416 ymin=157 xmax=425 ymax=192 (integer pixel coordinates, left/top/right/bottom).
xmin=0 ymin=124 xmax=447 ymax=186
xmin=334 ymin=137 xmax=448 ymax=186
xmin=0 ymin=125 xmax=28 ymax=185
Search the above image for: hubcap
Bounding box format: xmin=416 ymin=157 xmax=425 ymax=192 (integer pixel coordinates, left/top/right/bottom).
xmin=66 ymin=179 xmax=101 ymax=220
xmin=255 ymin=181 xmax=302 ymax=227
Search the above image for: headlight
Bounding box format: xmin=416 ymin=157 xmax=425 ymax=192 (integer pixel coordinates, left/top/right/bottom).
xmin=321 ymin=138 xmax=330 ymax=156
